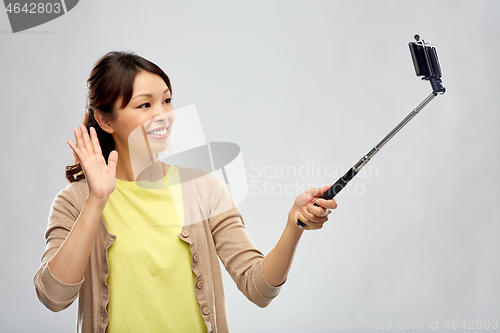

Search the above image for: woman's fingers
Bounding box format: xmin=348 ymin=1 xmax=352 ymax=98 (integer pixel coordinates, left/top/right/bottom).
xmin=297 ymin=212 xmax=325 ymax=230
xmin=89 ymin=127 xmax=102 ymax=156
xmin=301 ymin=205 xmax=329 ymax=223
xmin=69 ymin=124 xmax=107 ymax=171
xmin=292 ymin=185 xmax=338 ymax=231
xmin=67 ymin=140 xmax=86 ymax=164
xmin=80 ymin=124 xmax=94 ymax=154
xmin=310 ymin=199 xmax=337 ymax=219
xmin=73 ymin=124 xmax=101 ymax=158
xmin=309 ymin=202 xmax=330 ymax=217
xmin=315 ymin=198 xmax=338 ymax=210
xmin=73 ymin=127 xmax=87 ymax=159
xmin=107 ymin=150 xmax=118 ymax=172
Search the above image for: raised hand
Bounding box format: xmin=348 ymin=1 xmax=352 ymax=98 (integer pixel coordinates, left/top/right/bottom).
xmin=66 ymin=124 xmax=118 ymax=201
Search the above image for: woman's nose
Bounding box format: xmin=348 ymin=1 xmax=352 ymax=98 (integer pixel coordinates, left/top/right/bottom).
xmin=152 ymin=102 xmax=171 ymax=119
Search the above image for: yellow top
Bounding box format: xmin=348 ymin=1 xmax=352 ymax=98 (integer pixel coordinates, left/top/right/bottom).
xmin=103 ymin=164 xmax=206 ymax=332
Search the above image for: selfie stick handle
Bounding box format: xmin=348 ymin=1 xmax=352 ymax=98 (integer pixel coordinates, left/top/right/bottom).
xmin=296 ymin=91 xmax=438 ymax=228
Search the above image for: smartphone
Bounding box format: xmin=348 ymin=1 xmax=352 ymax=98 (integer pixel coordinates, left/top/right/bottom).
xmin=409 ymin=35 xmax=445 ymax=94
xmin=409 ymin=37 xmax=442 ymax=79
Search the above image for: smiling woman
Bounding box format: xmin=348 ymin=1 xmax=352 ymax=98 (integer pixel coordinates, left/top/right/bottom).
xmin=93 ymin=69 xmax=176 ymax=183
xmin=33 ymin=51 xmax=338 ymax=333
xmin=64 ymin=51 xmax=173 ymax=184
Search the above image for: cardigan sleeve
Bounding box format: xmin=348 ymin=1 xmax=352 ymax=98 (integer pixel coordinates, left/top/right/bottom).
xmin=205 ymin=172 xmax=285 ymax=308
xmin=33 ymin=183 xmax=85 ymax=312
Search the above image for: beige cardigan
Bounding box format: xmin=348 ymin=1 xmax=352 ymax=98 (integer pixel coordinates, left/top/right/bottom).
xmin=34 ymin=167 xmax=283 ymax=332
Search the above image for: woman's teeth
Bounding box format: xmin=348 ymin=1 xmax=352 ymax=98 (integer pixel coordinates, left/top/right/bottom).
xmin=147 ymin=128 xmax=167 ymax=136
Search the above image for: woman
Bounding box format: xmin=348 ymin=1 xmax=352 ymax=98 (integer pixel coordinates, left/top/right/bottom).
xmin=33 ymin=51 xmax=337 ymax=332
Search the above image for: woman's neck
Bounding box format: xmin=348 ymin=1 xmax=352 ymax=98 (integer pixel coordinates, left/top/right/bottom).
xmin=115 ymin=149 xmax=168 ymax=182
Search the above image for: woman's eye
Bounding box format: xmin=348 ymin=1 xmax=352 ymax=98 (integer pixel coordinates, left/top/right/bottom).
xmin=138 ymin=98 xmax=171 ymax=109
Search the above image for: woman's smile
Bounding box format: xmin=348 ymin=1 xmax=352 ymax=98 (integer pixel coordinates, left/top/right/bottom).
xmin=146 ymin=126 xmax=169 ymax=139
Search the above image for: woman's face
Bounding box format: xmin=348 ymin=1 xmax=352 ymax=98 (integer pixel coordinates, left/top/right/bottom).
xmin=110 ymin=70 xmax=175 ymax=158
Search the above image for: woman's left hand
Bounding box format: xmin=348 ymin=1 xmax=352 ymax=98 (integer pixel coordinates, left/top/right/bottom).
xmin=288 ymin=185 xmax=338 ymax=231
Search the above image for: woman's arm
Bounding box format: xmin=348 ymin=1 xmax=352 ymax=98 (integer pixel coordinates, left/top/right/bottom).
xmin=33 ymin=184 xmax=105 ymax=312
xmin=34 ymin=124 xmax=118 ymax=311
xmin=47 ymin=196 xmax=107 ymax=284
xmin=262 ymin=185 xmax=337 ymax=287
xmin=206 ymin=172 xmax=336 ymax=306
xmin=47 ymin=125 xmax=117 ymax=284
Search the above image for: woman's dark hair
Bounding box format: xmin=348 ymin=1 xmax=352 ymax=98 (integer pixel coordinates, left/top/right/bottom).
xmin=65 ymin=51 xmax=172 ymax=183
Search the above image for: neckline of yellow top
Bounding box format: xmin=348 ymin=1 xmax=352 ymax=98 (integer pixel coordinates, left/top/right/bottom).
xmin=114 ymin=164 xmax=176 ymax=190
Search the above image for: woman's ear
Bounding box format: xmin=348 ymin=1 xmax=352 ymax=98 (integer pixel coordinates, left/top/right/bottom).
xmin=94 ymin=109 xmax=114 ymax=134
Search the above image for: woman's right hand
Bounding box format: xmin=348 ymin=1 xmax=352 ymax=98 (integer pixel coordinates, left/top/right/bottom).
xmin=67 ymin=124 xmax=118 ymax=201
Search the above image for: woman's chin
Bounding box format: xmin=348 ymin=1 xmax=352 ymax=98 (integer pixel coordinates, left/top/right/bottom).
xmin=151 ymin=141 xmax=169 ymax=154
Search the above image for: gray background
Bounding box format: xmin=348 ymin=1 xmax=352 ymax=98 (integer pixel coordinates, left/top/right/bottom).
xmin=1 ymin=0 xmax=499 ymax=332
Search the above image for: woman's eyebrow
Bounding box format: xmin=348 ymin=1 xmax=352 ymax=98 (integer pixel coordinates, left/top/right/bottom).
xmin=132 ymin=88 xmax=170 ymax=100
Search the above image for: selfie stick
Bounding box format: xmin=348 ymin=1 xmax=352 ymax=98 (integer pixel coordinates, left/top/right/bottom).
xmin=296 ymin=35 xmax=446 ymax=228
